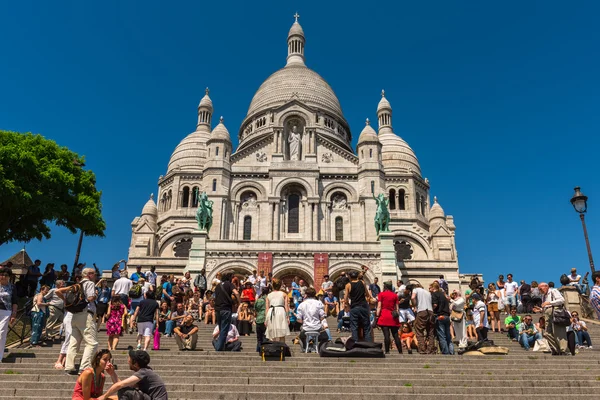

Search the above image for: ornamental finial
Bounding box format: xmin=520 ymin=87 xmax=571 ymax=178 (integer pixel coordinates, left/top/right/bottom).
xmin=219 ymin=116 xmax=224 ymax=123
xmin=381 ymin=89 xmax=385 ymax=98
xmin=366 ymin=118 xmax=370 ymax=125
xmin=294 ymin=12 xmax=300 ymax=22
xmin=205 ymin=87 xmax=209 ymax=96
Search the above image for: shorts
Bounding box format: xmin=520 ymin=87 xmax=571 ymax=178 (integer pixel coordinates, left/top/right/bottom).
xmin=488 ymin=302 xmax=498 ymax=313
xmin=137 ymin=321 xmax=154 ymax=337
xmin=505 ymin=295 xmax=517 ymax=308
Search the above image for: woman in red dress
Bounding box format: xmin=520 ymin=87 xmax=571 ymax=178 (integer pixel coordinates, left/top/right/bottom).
xmin=376 ymin=281 xmax=402 ymax=354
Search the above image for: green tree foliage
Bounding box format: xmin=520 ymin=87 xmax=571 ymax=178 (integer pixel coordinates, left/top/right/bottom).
xmin=0 ymin=130 xmax=106 ymax=245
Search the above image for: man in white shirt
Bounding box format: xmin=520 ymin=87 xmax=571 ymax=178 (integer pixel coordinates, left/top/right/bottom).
xmin=211 ymin=323 xmax=241 ymax=351
xmin=472 ymin=293 xmax=490 ymax=341
xmin=534 ymin=282 xmax=566 ymax=340
xmin=296 ymin=287 xmax=328 ymax=351
xmin=568 ymin=268 xmax=584 ymax=294
xmin=112 ymin=270 xmax=133 ymax=304
xmin=255 ymin=271 xmax=267 ymax=297
xmin=145 ymin=266 xmax=158 ymax=286
xmin=503 ymin=274 xmax=519 ymax=310
xmin=321 ymin=275 xmax=333 ymax=294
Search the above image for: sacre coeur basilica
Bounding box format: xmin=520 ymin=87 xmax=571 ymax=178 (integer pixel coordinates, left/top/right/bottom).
xmin=127 ymin=15 xmax=468 ymax=291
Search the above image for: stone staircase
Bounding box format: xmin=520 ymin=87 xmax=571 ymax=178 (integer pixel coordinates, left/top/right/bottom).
xmin=1 ymin=317 xmax=599 ymax=399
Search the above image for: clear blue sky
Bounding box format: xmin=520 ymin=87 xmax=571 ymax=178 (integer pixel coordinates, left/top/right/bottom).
xmin=1 ymin=1 xmax=599 ymax=284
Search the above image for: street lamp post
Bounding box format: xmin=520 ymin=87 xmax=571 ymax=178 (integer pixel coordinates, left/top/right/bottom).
xmin=570 ymin=186 xmax=595 ymax=274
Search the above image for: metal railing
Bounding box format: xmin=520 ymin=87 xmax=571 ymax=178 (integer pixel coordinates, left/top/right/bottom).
xmin=6 ymin=299 xmax=33 ymax=347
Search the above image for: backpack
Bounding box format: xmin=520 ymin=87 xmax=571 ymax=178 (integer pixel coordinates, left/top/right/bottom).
xmin=439 ymin=279 xmax=449 ymax=294
xmin=336 ymin=277 xmax=347 ymax=291
xmin=129 ymin=283 xmax=142 ymax=298
xmin=64 ymin=283 xmax=89 ymax=313
xmin=560 ymin=274 xmax=571 ymax=286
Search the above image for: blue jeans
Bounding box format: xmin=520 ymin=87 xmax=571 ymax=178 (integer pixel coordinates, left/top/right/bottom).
xmin=576 ymin=330 xmax=592 ymax=346
xmin=519 ymin=331 xmax=542 ymax=350
xmin=215 ymin=309 xmax=232 ymax=351
xmin=165 ymin=320 xmax=174 ymax=335
xmin=435 ymin=316 xmax=454 ymax=355
xmin=350 ymin=306 xmax=371 ymax=342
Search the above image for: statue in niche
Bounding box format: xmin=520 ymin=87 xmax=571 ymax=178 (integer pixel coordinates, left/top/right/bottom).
xmin=331 ymin=195 xmax=347 ymax=210
xmin=288 ymin=125 xmax=302 ymax=161
xmin=195 ymin=192 xmax=213 ymax=232
xmin=374 ymin=193 xmax=390 ymax=236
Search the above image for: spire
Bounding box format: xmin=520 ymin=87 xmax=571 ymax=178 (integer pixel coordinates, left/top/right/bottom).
xmin=286 ymin=13 xmax=305 ymax=67
xmin=197 ymin=87 xmax=213 ymax=131
xmin=377 ymin=90 xmax=392 ymax=132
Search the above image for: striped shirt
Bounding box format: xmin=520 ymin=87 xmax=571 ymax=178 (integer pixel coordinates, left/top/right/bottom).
xmin=590 ymin=285 xmax=600 ymax=319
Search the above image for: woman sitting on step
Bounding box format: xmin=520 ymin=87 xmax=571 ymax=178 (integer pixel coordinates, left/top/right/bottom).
xmin=72 ymin=349 xmax=119 ymax=400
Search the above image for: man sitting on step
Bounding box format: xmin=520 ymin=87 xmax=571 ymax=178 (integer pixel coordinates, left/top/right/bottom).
xmin=296 ymin=287 xmax=328 ymax=351
xmin=174 ymin=315 xmax=199 ymax=351
xmin=212 ymin=323 xmax=242 ymax=352
xmin=518 ymin=314 xmax=542 ymax=351
xmin=504 ymin=307 xmax=522 ymax=341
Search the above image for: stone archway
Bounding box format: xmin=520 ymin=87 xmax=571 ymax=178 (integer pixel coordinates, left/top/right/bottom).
xmin=273 ymin=262 xmax=314 ymax=289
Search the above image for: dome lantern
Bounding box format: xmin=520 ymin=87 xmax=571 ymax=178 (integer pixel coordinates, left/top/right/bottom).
xmin=286 ymin=13 xmax=305 ymax=67
xmin=197 ymin=87 xmax=213 ymax=132
xmin=377 ymin=90 xmax=392 ymax=132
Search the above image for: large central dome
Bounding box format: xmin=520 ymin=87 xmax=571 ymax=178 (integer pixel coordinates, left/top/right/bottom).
xmin=246 ymin=64 xmax=344 ymax=120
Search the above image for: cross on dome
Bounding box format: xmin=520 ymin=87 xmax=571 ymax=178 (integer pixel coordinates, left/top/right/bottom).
xmin=366 ymin=118 xmax=370 ymax=125
xmin=294 ymin=12 xmax=300 ymax=22
xmin=220 ymin=116 xmax=224 ymax=123
xmin=381 ymin=89 xmax=385 ymax=97
xmin=205 ymin=87 xmax=209 ymax=95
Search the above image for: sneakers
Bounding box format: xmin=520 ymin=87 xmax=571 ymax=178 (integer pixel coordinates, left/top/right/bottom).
xmin=136 ymin=344 xmax=142 ymax=350
xmin=65 ymin=370 xmax=80 ymax=376
xmin=407 ymin=349 xmax=413 ymax=355
xmin=588 ymin=346 xmax=593 ymax=349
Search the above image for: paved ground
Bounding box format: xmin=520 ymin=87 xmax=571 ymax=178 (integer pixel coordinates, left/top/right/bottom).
xmin=1 ymin=316 xmax=599 ymax=399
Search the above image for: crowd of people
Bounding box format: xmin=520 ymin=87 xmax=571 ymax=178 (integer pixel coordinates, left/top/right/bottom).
xmin=2 ymin=261 xmax=600 ymax=399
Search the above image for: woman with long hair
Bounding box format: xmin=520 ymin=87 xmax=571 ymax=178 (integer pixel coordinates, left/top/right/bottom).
xmin=486 ymin=283 xmax=501 ymax=332
xmin=158 ymin=301 xmax=172 ymax=336
xmin=71 ymin=349 xmax=119 ymax=400
xmin=237 ymin=302 xmax=253 ymax=336
xmin=450 ymin=290 xmax=468 ymax=349
xmin=265 ymin=278 xmax=290 ymax=342
xmin=30 ymin=285 xmax=50 ymax=347
xmin=376 ymin=281 xmax=402 ymax=354
xmin=106 ymin=295 xmax=126 ymax=350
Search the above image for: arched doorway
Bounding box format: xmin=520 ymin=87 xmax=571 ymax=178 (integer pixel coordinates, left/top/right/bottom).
xmin=274 ymin=267 xmax=313 ymax=290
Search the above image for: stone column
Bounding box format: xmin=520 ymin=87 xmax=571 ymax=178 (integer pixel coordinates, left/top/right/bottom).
xmin=379 ymin=232 xmax=398 ymax=283
xmin=274 ymin=203 xmax=280 ymax=240
xmin=312 ymin=203 xmax=318 ymax=241
xmin=185 ymin=229 xmax=208 ymax=280
xmin=306 ymin=201 xmax=312 ymax=240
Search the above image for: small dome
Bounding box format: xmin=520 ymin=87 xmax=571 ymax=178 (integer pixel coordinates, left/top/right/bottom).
xmin=141 ymin=194 xmax=158 ymax=218
xmin=199 ymin=88 xmax=213 ymax=111
xmin=167 ymin=132 xmax=208 ymax=173
xmin=210 ymin=117 xmax=230 ymax=141
xmin=378 ymin=132 xmax=421 ymax=175
xmin=288 ymin=21 xmax=304 ymax=38
xmin=357 ymin=118 xmax=379 ymax=145
xmin=377 ymin=90 xmax=392 ymax=113
xmin=429 ymin=196 xmax=445 ymax=220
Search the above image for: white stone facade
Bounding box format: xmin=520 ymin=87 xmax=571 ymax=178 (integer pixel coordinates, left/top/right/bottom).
xmin=127 ymin=16 xmax=462 ymax=290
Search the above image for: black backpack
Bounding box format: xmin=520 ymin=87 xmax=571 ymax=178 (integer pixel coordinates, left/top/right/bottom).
xmin=560 ymin=274 xmax=571 ymax=286
xmin=336 ymin=277 xmax=348 ymax=291
xmin=64 ymin=283 xmax=89 ymax=313
xmin=260 ymin=341 xmax=291 ymax=361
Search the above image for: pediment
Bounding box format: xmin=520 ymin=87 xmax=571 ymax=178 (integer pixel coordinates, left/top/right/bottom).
xmin=135 ymin=219 xmax=156 ymax=233
xmin=231 ymin=134 xmax=273 ymax=166
xmin=316 ymin=136 xmax=358 ymax=166
xmin=431 ymin=224 xmax=451 ymax=236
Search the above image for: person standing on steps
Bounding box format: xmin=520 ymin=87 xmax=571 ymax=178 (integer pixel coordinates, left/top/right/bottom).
xmin=344 ymin=270 xmax=373 ymax=342
xmin=193 ymin=268 xmax=207 ymax=298
xmin=214 ymin=271 xmax=240 ymax=351
xmin=265 ymin=278 xmax=290 ymax=343
xmin=376 ymin=281 xmax=402 ymax=354
xmin=0 ymin=267 xmax=18 ymax=363
xmin=471 ymin=293 xmax=490 ymax=341
xmin=411 ymin=283 xmax=436 ymax=354
xmin=44 ymin=280 xmax=65 ymax=340
xmin=132 ymin=291 xmax=159 ymax=351
xmin=431 ymin=281 xmax=453 ymax=355
xmin=57 ymin=267 xmax=99 ymax=375
xmin=590 ymin=272 xmax=600 ymax=320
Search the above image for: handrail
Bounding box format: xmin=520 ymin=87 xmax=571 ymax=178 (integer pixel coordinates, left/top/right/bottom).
xmin=6 ymin=299 xmax=33 ymax=347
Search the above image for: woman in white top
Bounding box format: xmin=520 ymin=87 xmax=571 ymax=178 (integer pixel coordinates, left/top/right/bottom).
xmin=450 ymin=290 xmax=468 ymax=349
xmin=485 ymin=283 xmax=501 ymax=333
xmin=265 ymin=278 xmax=290 ymax=342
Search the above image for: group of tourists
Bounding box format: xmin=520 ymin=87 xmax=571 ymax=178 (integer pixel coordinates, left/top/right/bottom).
xmin=2 ymin=260 xmax=600 ymax=399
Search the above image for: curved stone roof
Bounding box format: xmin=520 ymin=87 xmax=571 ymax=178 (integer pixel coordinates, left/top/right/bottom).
xmin=167 ymin=132 xmax=207 ymax=173
xmin=357 ymin=119 xmax=378 ymax=145
xmin=198 ymin=88 xmax=213 ymax=110
xmin=429 ymin=196 xmax=445 ymax=220
xmin=288 ymin=21 xmax=304 ymax=37
xmin=378 ymin=132 xmax=421 ymax=176
xmin=246 ymin=65 xmax=344 ymax=121
xmin=210 ymin=117 xmax=231 ymax=141
xmin=141 ymin=194 xmax=158 ymax=218
xmin=377 ymin=91 xmax=391 ymax=112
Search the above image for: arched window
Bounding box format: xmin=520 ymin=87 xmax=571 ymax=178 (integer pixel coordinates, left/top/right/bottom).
xmin=421 ymin=196 xmax=426 ymax=216
xmin=161 ymin=193 xmax=167 ymax=212
xmin=288 ymin=194 xmax=300 ymax=233
xmin=389 ymin=189 xmax=396 ymax=210
xmin=415 ymin=194 xmax=420 ymax=215
xmin=212 ymin=179 xmax=217 ymax=192
xmin=167 ymin=190 xmax=172 ymax=210
xmin=216 ymin=147 xmax=219 ymax=156
xmin=243 ymin=216 xmax=252 ymax=240
xmin=191 ymin=186 xmax=199 ymax=207
xmin=369 ymin=148 xmax=373 ymax=158
xmin=182 ymin=187 xmax=190 ymax=208
xmin=335 ymin=217 xmax=343 ymax=241
xmin=399 ymin=189 xmax=406 ymax=210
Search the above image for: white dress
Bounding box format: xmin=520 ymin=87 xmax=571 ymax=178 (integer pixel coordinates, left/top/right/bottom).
xmin=265 ymin=291 xmax=290 ymax=339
